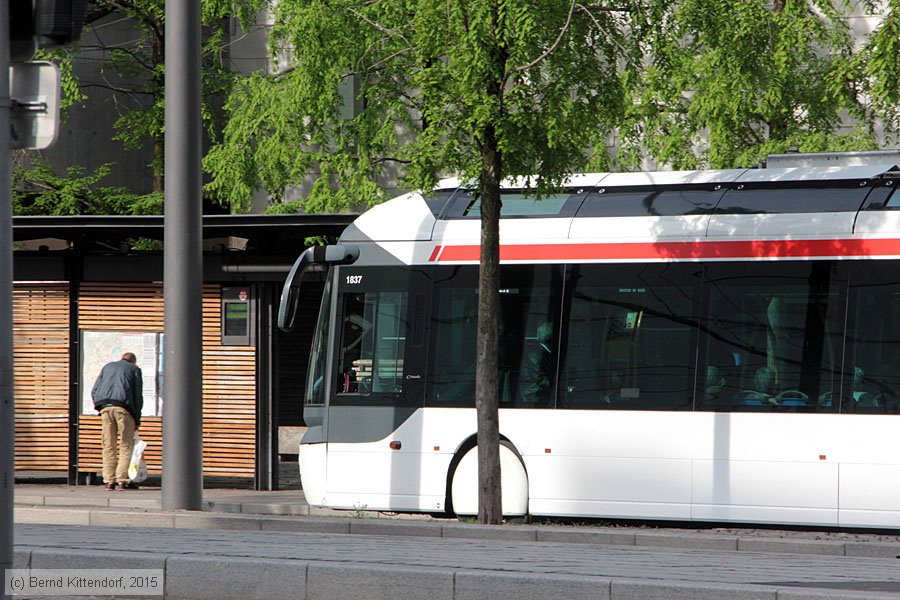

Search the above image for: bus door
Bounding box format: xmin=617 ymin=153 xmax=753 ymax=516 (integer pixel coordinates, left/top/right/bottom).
xmin=325 ymin=266 xmax=431 ymax=509
xmin=694 ymin=261 xmax=847 ymax=526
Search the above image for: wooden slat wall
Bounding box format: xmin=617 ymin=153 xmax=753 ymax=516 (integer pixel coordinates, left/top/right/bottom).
xmin=201 ymin=286 xmax=256 ymax=476
xmin=77 ymin=283 xmax=256 ymax=478
xmin=13 ymin=283 xmax=70 ymax=470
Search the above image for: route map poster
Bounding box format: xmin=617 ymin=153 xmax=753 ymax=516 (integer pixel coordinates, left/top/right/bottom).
xmin=81 ymin=331 xmax=163 ymax=417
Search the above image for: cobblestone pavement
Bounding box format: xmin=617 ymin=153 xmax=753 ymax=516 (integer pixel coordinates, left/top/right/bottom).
xmin=15 ymin=523 xmax=900 ymax=593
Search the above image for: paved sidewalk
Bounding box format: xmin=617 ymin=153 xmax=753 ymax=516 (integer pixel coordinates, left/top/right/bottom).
xmin=13 ymin=522 xmax=900 ymax=600
xmin=12 ymin=483 xmax=900 ymax=599
xmin=14 ymin=483 xmax=900 ymax=559
xmin=15 ymin=483 xmax=315 ymax=516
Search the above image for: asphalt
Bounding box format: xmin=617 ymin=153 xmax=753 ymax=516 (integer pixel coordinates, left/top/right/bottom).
xmin=11 ymin=482 xmax=900 ymax=599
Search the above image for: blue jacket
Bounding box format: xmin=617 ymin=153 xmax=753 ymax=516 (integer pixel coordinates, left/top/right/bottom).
xmin=91 ymin=359 xmax=143 ymax=426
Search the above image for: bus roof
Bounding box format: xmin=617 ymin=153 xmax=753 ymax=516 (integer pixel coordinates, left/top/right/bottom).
xmin=340 ymin=164 xmax=900 ymax=255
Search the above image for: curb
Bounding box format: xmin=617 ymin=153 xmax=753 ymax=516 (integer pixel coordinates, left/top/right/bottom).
xmin=14 ymin=505 xmax=900 ymax=560
xmin=13 ymin=548 xmax=900 ymax=600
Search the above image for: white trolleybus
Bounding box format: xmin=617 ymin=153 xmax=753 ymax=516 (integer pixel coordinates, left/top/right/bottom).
xmin=278 ymin=161 xmax=900 ymax=528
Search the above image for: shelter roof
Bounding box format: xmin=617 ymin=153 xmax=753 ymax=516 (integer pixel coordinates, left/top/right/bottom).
xmin=12 ymin=213 xmax=357 ymax=254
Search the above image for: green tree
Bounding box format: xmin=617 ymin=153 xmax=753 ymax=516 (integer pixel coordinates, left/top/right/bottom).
xmin=82 ymin=0 xmax=265 ymax=192
xmin=206 ymin=0 xmax=642 ymax=523
xmin=620 ymin=0 xmax=877 ymax=170
xmin=856 ymin=0 xmax=900 ymax=137
xmin=13 ymin=160 xmax=161 ymax=215
xmin=14 ymin=0 xmax=267 ymax=216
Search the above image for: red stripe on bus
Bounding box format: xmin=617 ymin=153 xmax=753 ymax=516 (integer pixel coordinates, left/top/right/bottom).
xmin=434 ymin=238 xmax=900 ymax=262
xmin=428 ymin=245 xmax=442 ymax=262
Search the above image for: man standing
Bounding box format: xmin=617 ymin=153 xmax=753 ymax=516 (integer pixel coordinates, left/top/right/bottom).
xmin=520 ymin=321 xmax=554 ymax=405
xmin=92 ymin=352 xmax=143 ymax=491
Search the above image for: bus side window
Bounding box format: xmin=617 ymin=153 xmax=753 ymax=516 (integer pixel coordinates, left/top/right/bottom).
xmin=336 ymin=293 xmax=366 ymax=394
xmin=336 ymin=291 xmax=407 ymax=396
xmin=429 ymin=289 xmax=477 ymax=405
xmin=558 ymin=268 xmax=698 ymax=412
xmin=845 ymin=280 xmax=900 ymax=414
xmin=702 ymin=264 xmax=845 ymax=413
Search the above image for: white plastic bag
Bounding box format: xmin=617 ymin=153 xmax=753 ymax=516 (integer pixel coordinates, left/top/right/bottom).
xmin=128 ymin=433 xmax=148 ymax=483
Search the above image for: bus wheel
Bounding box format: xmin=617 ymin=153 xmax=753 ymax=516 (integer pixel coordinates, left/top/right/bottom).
xmin=449 ymin=441 xmax=528 ymax=518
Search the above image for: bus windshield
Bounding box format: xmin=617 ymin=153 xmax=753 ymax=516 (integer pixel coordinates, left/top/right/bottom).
xmin=305 ymin=271 xmax=333 ymax=406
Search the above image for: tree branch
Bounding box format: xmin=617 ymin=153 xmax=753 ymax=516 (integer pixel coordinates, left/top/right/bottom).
xmin=575 ymin=3 xmax=634 ymax=62
xmin=85 ymin=7 xmax=116 ymax=24
xmin=350 ymin=9 xmax=414 ymax=52
xmin=364 ymin=46 xmax=411 ymax=74
xmin=743 ymin=122 xmax=765 ymax=145
xmin=217 ymin=24 xmax=274 ymax=52
xmin=577 ymin=4 xmax=632 ymax=12
xmin=369 ymin=156 xmax=412 ymax=167
xmin=79 ymin=83 xmax=154 ymax=96
xmin=98 ymin=0 xmax=160 ymax=32
xmin=100 ymin=0 xmax=164 ymax=46
xmin=456 ymin=0 xmax=470 ymax=34
xmin=507 ymin=0 xmax=577 ymax=80
xmin=82 ymin=44 xmax=156 ymax=72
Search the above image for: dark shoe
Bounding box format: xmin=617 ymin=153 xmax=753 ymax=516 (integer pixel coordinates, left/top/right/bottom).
xmin=105 ymin=482 xmax=115 ymax=491
xmin=117 ymin=481 xmax=129 ymax=491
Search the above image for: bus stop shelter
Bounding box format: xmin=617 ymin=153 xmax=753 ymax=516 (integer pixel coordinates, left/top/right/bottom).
xmin=12 ymin=213 xmax=354 ymax=490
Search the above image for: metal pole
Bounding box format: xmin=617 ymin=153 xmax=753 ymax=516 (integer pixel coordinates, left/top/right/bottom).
xmin=0 ymin=2 xmax=14 ymax=595
xmin=162 ymin=0 xmax=203 ymax=510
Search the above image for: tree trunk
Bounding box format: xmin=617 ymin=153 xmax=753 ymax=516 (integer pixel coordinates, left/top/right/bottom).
xmin=476 ymin=122 xmax=502 ymax=525
xmin=474 ymin=0 xmax=508 ymax=527
xmin=153 ymin=136 xmax=164 ymax=193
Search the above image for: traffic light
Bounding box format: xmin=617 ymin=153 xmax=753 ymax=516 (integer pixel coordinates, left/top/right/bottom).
xmin=10 ymin=1 xmax=37 ymax=62
xmin=9 ymin=0 xmax=88 ymax=62
xmin=34 ymin=0 xmax=87 ymax=48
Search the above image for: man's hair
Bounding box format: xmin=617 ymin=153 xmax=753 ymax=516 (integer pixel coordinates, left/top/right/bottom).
xmin=121 ymin=352 xmax=137 ymax=364
xmin=536 ymin=322 xmax=553 ymax=344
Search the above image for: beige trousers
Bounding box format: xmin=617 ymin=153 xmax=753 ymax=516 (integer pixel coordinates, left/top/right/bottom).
xmin=100 ymin=406 xmax=135 ymax=483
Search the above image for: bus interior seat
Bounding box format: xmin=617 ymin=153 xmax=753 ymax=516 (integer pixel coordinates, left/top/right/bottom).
xmin=701 ymin=365 xmax=728 ymax=409
xmin=776 ymin=390 xmax=809 ymax=408
xmin=780 ymin=399 xmax=808 ymax=408
xmin=854 ymin=392 xmax=884 ymax=412
xmin=733 ymin=389 xmax=768 ymax=407
xmin=820 ymin=392 xmax=867 ymax=412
